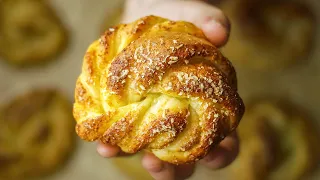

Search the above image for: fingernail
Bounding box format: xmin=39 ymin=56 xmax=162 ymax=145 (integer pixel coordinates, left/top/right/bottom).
xmin=208 ymin=15 xmax=230 ymax=29
xmin=97 ymin=144 xmax=110 ymax=157
xmin=205 ymin=19 xmax=229 ymax=34
xmin=97 ymin=143 xmax=120 ymax=158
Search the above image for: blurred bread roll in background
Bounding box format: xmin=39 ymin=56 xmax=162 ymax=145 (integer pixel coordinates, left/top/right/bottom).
xmin=219 ymin=0 xmax=316 ymax=71
xmin=0 ymin=88 xmax=76 ymax=179
xmin=0 ymin=0 xmax=68 ymax=67
xmin=218 ymin=98 xmax=320 ymax=180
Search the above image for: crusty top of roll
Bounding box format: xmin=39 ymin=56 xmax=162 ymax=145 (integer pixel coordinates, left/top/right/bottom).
xmin=73 ymin=15 xmax=244 ymax=164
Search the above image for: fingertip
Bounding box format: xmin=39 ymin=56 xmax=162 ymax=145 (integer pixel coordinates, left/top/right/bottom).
xmin=96 ymin=142 xmax=121 ymax=158
xmin=200 ymin=131 xmax=239 ymax=169
xmin=123 ymin=0 xmax=231 ymax=47
xmin=142 ymin=153 xmax=165 ymax=173
xmin=228 ymin=131 xmax=240 ymax=162
xmin=200 ymin=146 xmax=230 ymax=169
xmin=175 ymin=164 xmax=195 ymax=180
xmin=142 ymin=153 xmax=175 ymax=180
xmin=201 ymin=16 xmax=231 ymax=47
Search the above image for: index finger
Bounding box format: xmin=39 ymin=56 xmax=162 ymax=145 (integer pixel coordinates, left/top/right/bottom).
xmin=97 ymin=141 xmax=130 ymax=158
xmin=200 ymin=131 xmax=240 ymax=169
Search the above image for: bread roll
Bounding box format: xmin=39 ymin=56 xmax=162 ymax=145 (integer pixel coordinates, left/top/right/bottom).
xmin=220 ymin=99 xmax=319 ymax=180
xmin=0 ymin=0 xmax=68 ymax=67
xmin=219 ymin=0 xmax=315 ymax=70
xmin=73 ymin=15 xmax=244 ymax=165
xmin=0 ymin=88 xmax=76 ymax=179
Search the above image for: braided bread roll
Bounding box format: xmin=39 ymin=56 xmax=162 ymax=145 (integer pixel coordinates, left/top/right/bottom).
xmin=73 ymin=15 xmax=244 ymax=164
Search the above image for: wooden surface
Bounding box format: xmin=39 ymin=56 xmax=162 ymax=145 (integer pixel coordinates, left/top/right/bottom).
xmin=0 ymin=0 xmax=319 ymax=179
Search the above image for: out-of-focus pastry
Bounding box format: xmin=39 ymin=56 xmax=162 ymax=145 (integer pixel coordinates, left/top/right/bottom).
xmin=73 ymin=15 xmax=245 ymax=165
xmin=219 ymin=0 xmax=316 ymax=70
xmin=0 ymin=0 xmax=68 ymax=67
xmin=221 ymin=99 xmax=319 ymax=180
xmin=222 ymin=111 xmax=274 ymax=180
xmin=0 ymin=88 xmax=76 ymax=179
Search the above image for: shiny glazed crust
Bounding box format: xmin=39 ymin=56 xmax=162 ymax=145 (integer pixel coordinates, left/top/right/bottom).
xmin=219 ymin=0 xmax=315 ymax=70
xmin=73 ymin=15 xmax=245 ymax=164
xmin=224 ymin=99 xmax=319 ymax=180
xmin=0 ymin=89 xmax=76 ymax=179
xmin=0 ymin=0 xmax=68 ymax=67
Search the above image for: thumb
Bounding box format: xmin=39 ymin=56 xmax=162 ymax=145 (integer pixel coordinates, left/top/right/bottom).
xmin=122 ymin=0 xmax=230 ymax=47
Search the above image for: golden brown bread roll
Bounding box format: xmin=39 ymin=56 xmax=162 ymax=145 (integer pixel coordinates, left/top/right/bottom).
xmin=0 ymin=0 xmax=68 ymax=67
xmin=221 ymin=99 xmax=319 ymax=180
xmin=73 ymin=15 xmax=245 ymax=165
xmin=219 ymin=0 xmax=315 ymax=70
xmin=0 ymin=88 xmax=76 ymax=179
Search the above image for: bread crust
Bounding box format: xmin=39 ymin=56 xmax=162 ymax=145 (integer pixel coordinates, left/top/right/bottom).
xmin=73 ymin=15 xmax=244 ymax=164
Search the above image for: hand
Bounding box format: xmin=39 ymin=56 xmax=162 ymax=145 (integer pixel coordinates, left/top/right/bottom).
xmin=121 ymin=0 xmax=230 ymax=47
xmin=97 ymin=0 xmax=238 ymax=179
xmin=97 ymin=132 xmax=239 ymax=180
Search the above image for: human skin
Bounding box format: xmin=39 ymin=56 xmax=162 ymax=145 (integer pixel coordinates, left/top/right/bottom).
xmin=97 ymin=0 xmax=239 ymax=179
